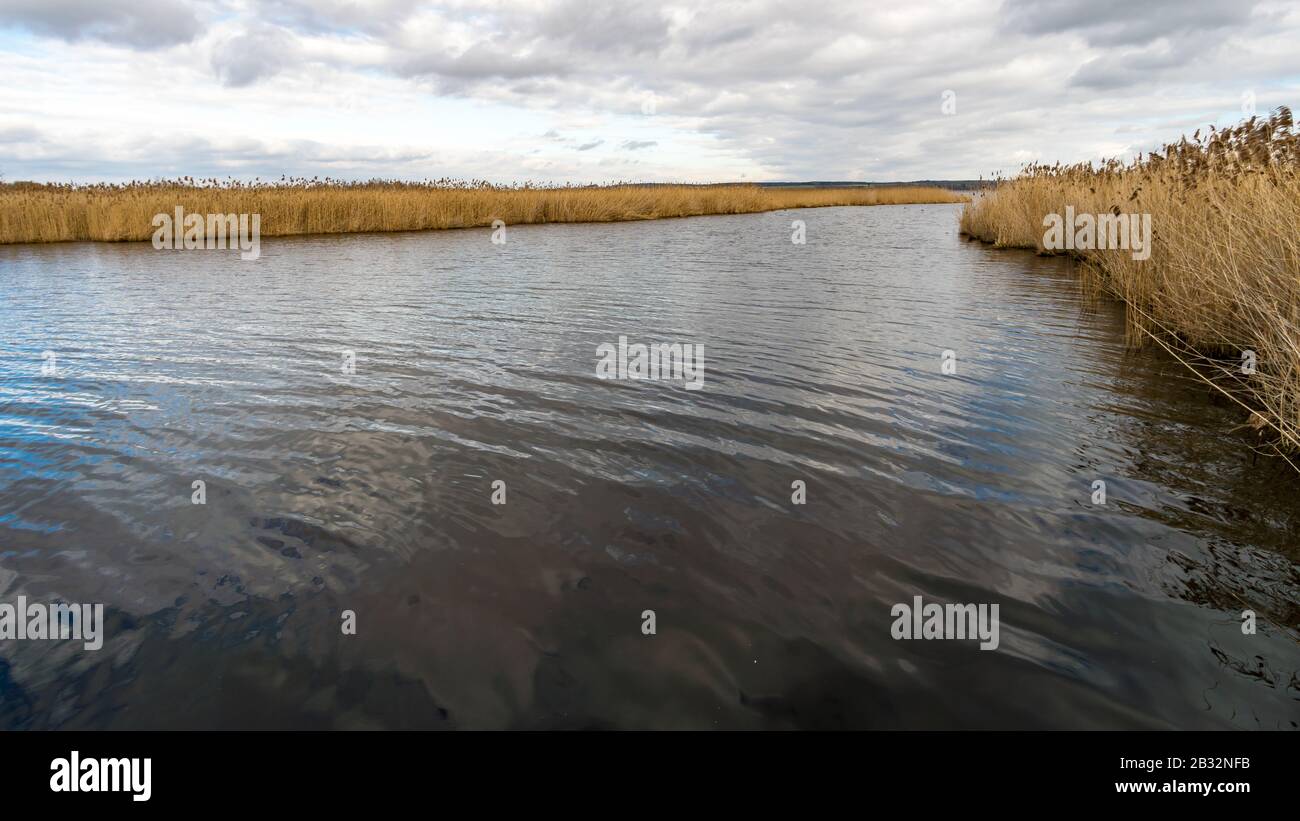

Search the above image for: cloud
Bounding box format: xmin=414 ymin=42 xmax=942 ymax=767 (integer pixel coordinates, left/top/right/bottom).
xmin=533 ymin=1 xmax=672 ymax=55
xmin=2 ymin=0 xmax=1298 ymax=182
xmin=0 ymin=124 xmax=40 ymax=143
xmin=0 ymin=127 xmax=450 ymax=180
xmin=0 ymin=0 xmax=203 ymax=49
xmin=210 ymin=25 xmax=301 ymax=87
xmin=1001 ymin=0 xmax=1259 ymax=47
xmin=395 ymin=41 xmax=571 ymax=85
xmin=253 ymin=0 xmax=424 ymax=36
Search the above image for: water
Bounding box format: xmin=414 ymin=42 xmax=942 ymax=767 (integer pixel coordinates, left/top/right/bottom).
xmin=0 ymin=204 xmax=1296 ymax=729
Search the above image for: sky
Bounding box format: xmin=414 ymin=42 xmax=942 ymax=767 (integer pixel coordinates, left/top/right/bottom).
xmin=0 ymin=0 xmax=1297 ymax=184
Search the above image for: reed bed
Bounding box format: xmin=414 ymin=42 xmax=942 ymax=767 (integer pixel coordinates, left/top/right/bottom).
xmin=0 ymin=179 xmax=964 ymax=245
xmin=960 ymin=107 xmax=1300 ymax=455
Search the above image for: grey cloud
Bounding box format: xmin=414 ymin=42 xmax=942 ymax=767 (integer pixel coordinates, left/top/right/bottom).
xmin=255 ymin=0 xmax=423 ymax=36
xmin=396 ymin=41 xmax=571 ymax=84
xmin=5 ymin=0 xmax=1296 ymax=183
xmin=0 ymin=125 xmax=41 ymax=143
xmin=355 ymin=0 xmax=1293 ymax=179
xmin=1070 ymin=53 xmax=1175 ymax=90
xmin=1001 ymin=0 xmax=1259 ymax=47
xmin=681 ymin=23 xmax=758 ymax=53
xmin=535 ymin=0 xmax=671 ymax=55
xmin=1068 ymin=29 xmax=1225 ymax=89
xmin=3 ymin=128 xmax=445 ymax=180
xmin=0 ymin=0 xmax=202 ymax=49
xmin=210 ymin=25 xmax=300 ymax=87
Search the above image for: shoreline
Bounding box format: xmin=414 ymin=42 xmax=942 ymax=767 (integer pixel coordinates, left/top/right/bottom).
xmin=957 ymin=108 xmax=1299 ymax=458
xmin=0 ymin=182 xmax=967 ymax=246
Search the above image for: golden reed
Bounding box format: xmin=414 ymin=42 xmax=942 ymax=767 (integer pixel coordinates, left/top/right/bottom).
xmin=961 ymin=107 xmax=1300 ymax=456
xmin=0 ymin=180 xmax=964 ymax=245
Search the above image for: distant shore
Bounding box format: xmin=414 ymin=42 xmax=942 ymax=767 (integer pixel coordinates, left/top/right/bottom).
xmin=0 ymin=181 xmax=967 ymax=246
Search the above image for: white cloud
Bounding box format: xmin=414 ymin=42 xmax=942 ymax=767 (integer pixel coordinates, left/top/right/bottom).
xmin=0 ymin=0 xmax=1296 ymax=183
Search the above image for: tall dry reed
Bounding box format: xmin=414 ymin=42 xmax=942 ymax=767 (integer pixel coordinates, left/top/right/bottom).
xmin=961 ymin=107 xmax=1300 ymax=455
xmin=0 ymin=180 xmax=964 ymax=245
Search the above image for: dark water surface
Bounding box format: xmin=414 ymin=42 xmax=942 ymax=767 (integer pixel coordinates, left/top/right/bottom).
xmin=1 ymin=204 xmax=1296 ymax=729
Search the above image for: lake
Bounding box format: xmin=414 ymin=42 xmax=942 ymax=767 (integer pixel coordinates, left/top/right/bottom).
xmin=0 ymin=203 xmax=1296 ymax=729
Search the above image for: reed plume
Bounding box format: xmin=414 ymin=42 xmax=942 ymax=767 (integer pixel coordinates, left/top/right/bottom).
xmin=961 ymin=107 xmax=1300 ymax=456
